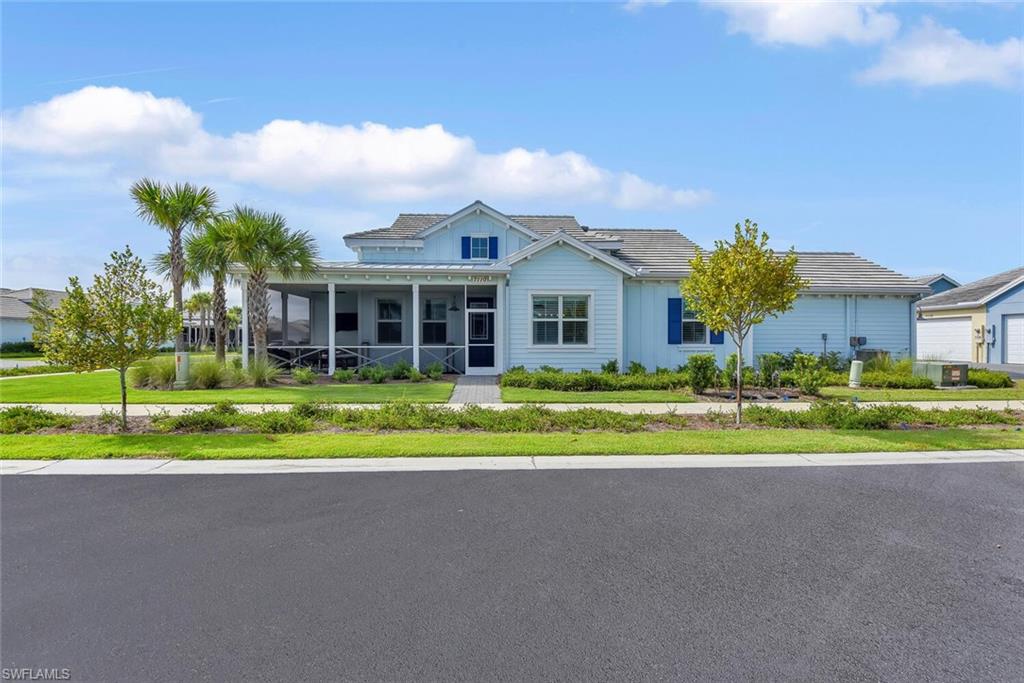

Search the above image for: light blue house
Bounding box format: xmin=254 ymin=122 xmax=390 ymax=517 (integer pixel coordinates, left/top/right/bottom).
xmin=238 ymin=201 xmax=929 ymax=374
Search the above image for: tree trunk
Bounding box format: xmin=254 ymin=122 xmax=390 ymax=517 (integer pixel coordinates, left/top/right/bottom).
xmin=213 ymin=274 xmax=227 ymax=363
xmin=249 ymin=271 xmax=269 ymax=362
xmin=735 ymin=343 xmax=744 ymax=425
xmin=118 ymin=367 xmax=128 ymax=431
xmin=170 ymin=227 xmax=185 ymax=352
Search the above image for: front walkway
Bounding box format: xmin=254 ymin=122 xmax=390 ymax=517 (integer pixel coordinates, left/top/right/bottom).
xmin=2 ymin=399 xmax=1021 ymax=416
xmin=448 ymin=375 xmax=501 ymax=404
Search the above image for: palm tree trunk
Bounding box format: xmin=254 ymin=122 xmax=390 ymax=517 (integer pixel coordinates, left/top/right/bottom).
xmin=213 ymin=274 xmax=227 ymax=363
xmin=170 ymin=228 xmax=185 ymax=353
xmin=249 ymin=271 xmax=269 ymax=362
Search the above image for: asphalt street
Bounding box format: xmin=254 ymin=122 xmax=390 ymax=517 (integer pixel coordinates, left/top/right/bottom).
xmin=2 ymin=463 xmax=1022 ymax=681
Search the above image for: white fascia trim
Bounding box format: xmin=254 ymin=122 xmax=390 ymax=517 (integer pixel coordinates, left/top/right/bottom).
xmin=343 ymin=238 xmax=424 ymax=248
xmin=414 ymin=200 xmax=542 ymax=241
xmin=500 ymin=231 xmax=637 ymax=277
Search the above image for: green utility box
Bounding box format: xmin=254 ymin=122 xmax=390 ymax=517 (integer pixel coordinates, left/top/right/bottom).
xmin=912 ymin=361 xmax=968 ymax=387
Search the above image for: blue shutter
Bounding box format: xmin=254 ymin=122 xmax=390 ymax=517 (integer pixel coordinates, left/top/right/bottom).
xmin=710 ymin=330 xmax=725 ymax=345
xmin=488 ymin=236 xmax=498 ymax=259
xmin=667 ymin=298 xmax=682 ymax=345
xmin=461 ymin=236 xmax=471 ymax=259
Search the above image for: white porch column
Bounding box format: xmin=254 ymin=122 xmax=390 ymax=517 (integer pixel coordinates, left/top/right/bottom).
xmin=327 ymin=282 xmax=336 ymax=375
xmin=412 ymin=282 xmax=420 ymax=370
xmin=240 ymin=280 xmax=249 ymax=370
xmin=495 ymin=277 xmax=505 ymax=372
xmin=280 ymin=292 xmax=289 ymax=345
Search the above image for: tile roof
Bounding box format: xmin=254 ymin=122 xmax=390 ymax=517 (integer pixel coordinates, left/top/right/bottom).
xmin=342 ymin=212 xmax=925 ymax=293
xmin=918 ymin=266 xmax=1024 ymax=309
xmin=789 ymin=253 xmax=930 ymax=294
xmin=0 ymin=288 xmax=65 ymax=320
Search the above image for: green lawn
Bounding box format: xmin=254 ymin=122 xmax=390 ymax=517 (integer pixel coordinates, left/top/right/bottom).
xmin=821 ymin=385 xmax=1024 ymax=402
xmin=0 ymin=352 xmax=44 ymax=359
xmin=501 ymin=387 xmax=696 ymax=403
xmin=2 ymin=428 xmax=1020 ymax=459
xmin=0 ymin=371 xmax=453 ymax=404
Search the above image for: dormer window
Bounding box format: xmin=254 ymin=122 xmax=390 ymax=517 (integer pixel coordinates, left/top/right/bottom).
xmin=470 ymin=236 xmax=489 ymax=259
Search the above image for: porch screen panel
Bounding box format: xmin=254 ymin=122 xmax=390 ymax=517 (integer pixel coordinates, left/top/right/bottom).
xmin=286 ymin=294 xmax=310 ymax=344
xmin=422 ymin=298 xmax=447 ymax=344
xmin=377 ymin=299 xmax=402 ymax=344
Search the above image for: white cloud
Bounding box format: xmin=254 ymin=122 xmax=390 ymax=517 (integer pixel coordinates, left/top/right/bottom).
xmin=858 ymin=18 xmax=1023 ymax=88
xmin=704 ymin=1 xmax=899 ymax=47
xmin=623 ymin=0 xmax=670 ymax=14
xmin=3 ymin=86 xmax=709 ymax=210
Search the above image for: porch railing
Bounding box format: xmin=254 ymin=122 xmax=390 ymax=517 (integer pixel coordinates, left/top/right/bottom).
xmin=256 ymin=344 xmax=465 ymax=373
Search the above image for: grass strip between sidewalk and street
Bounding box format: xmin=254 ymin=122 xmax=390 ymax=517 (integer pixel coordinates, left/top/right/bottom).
xmin=820 ymin=385 xmax=1023 ymax=401
xmin=0 ymin=371 xmax=454 ymax=404
xmin=2 ymin=429 xmax=1021 ymax=460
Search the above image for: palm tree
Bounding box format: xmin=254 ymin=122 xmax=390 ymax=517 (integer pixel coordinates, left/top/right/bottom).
xmin=186 ymin=216 xmax=234 ymax=362
xmin=217 ymin=206 xmax=319 ymax=362
xmin=184 ymin=295 xmax=204 ymax=350
xmin=226 ymin=306 xmax=242 ymax=350
xmin=130 ymin=179 xmax=217 ymax=385
xmin=188 ymin=292 xmax=214 ymax=350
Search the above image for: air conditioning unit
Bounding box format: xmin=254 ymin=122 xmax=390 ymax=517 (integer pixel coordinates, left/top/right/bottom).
xmin=912 ymin=361 xmax=968 ymax=387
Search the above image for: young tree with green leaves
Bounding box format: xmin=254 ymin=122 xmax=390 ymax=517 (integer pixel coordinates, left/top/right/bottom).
xmin=130 ymin=179 xmax=217 ymax=386
xmin=681 ymin=219 xmax=806 ymax=423
xmin=35 ymin=248 xmax=180 ymax=430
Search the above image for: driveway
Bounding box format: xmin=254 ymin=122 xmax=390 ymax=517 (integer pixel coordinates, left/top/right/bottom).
xmin=3 ymin=464 xmax=1022 ymax=681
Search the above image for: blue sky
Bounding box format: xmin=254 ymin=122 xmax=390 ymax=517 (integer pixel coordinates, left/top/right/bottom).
xmin=3 ymin=1 xmax=1022 ymax=296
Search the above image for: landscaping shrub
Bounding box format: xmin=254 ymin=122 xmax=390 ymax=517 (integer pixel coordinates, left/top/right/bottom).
xmin=290 ymin=400 xmax=337 ymax=420
xmin=292 ymin=367 xmax=317 ymax=385
xmin=538 ymin=365 xmax=563 ymax=373
xmin=744 ymin=402 xmax=1018 ymax=430
xmin=859 ymin=371 xmax=933 ymax=389
xmin=0 ymin=406 xmax=76 ymax=433
xmin=1 ymin=341 xmax=39 ymax=354
xmin=601 ymin=359 xmax=619 ymax=374
xmin=627 ymin=361 xmax=646 ymax=375
xmin=190 ymin=359 xmax=227 ymax=389
xmin=156 ymin=402 xmax=311 ymax=433
xmin=756 ymin=352 xmax=785 ymax=388
xmin=499 ymin=367 xmax=689 ymax=392
xmin=358 ymin=364 xmax=389 ymax=384
xmin=155 ymin=406 xmax=236 ymax=432
xmin=390 ymin=359 xmax=413 ymax=380
xmin=333 ymin=368 xmax=355 ymax=383
xmin=818 ymin=351 xmax=847 ymax=372
xmin=408 ymin=368 xmax=425 ymax=382
xmin=862 ymin=353 xmax=896 ymax=373
xmin=130 ymin=356 xmax=177 ymax=389
xmin=425 ymin=361 xmax=444 ymax=380
xmin=686 ymin=354 xmax=718 ymax=395
xmin=225 ymin=365 xmax=248 ymax=387
xmin=792 ymin=353 xmax=830 ymax=395
xmin=246 ymin=358 xmax=282 ymax=387
xmin=248 ymin=411 xmax=312 ymax=434
xmin=723 ymin=353 xmax=756 ymax=388
xmin=968 ymin=369 xmax=1014 ymax=389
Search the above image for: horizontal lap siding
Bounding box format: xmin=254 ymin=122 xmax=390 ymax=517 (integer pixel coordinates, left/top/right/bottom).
xmin=986 ymin=283 xmax=1024 ymax=363
xmin=508 ymin=246 xmax=620 ymax=371
xmin=855 ymin=297 xmax=913 ymax=357
xmin=753 ymin=296 xmax=848 ymax=359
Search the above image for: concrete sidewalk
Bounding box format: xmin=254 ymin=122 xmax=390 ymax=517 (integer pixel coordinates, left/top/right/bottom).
xmin=1 ymin=399 xmax=1021 ymax=416
xmin=2 ymin=449 xmax=1021 ymax=475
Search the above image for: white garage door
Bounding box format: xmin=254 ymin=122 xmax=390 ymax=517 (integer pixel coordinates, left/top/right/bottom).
xmin=1005 ymin=315 xmax=1024 ymax=364
xmin=917 ymin=317 xmax=971 ymax=362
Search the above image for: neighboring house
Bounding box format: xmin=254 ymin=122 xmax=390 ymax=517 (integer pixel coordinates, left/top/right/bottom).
xmin=913 ymin=273 xmax=960 ymax=296
xmin=233 ymin=201 xmax=929 ymax=374
xmin=916 ymin=267 xmax=1024 ymax=364
xmin=0 ymin=287 xmax=65 ymax=345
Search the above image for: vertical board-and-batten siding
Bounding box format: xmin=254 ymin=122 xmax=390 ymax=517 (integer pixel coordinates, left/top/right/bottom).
xmin=622 ymin=281 xmax=741 ymax=370
xmin=356 ymin=214 xmax=531 ymax=263
xmin=507 ymin=244 xmax=621 ymax=371
xmin=754 ymin=294 xmax=914 ymax=359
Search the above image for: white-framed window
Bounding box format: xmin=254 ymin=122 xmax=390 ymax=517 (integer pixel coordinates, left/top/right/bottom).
xmin=376 ymin=299 xmax=402 ymax=344
xmin=531 ymin=293 xmax=590 ymax=346
xmin=470 ymin=235 xmax=489 ymax=259
xmin=682 ymin=301 xmax=707 ymax=344
xmin=422 ymin=298 xmax=447 ymax=345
